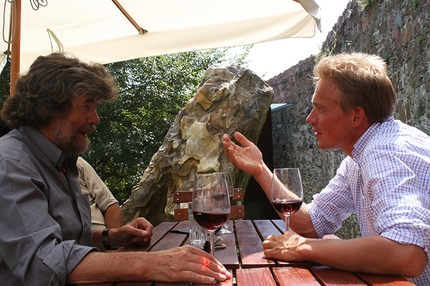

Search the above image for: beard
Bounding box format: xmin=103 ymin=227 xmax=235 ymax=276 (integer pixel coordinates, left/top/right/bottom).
xmin=52 ymin=120 xmax=96 ymax=157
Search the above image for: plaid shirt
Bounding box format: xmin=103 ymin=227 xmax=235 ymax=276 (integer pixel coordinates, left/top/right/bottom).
xmin=309 ymin=117 xmax=430 ymax=285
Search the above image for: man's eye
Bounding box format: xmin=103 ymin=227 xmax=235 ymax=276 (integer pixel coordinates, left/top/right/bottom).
xmin=79 ymin=105 xmax=90 ymax=112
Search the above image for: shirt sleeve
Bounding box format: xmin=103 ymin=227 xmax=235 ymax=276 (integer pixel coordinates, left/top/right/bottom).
xmin=308 ymin=158 xmax=357 ymax=238
xmin=0 ymin=157 xmax=96 ymax=285
xmin=77 ymin=157 xmax=118 ymax=212
xmin=360 ymin=147 xmax=430 ymax=258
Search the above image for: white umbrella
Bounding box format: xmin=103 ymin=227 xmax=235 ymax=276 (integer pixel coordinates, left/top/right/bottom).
xmin=1 ymin=0 xmax=320 ymax=90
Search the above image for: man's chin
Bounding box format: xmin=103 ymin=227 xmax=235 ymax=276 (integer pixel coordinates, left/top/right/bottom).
xmin=62 ymin=139 xmax=90 ymax=157
xmin=317 ymin=142 xmax=329 ymax=150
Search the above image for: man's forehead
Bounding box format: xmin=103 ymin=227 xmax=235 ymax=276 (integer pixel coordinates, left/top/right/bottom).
xmin=73 ymin=94 xmax=99 ymax=105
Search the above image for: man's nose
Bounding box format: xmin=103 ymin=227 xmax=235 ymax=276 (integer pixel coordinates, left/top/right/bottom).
xmin=88 ymin=109 xmax=100 ymax=125
xmin=306 ymin=109 xmax=316 ymax=124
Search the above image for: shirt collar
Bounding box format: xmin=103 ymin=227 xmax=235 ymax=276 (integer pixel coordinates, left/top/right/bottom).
xmin=351 ymin=116 xmax=394 ymax=158
xmin=18 ymin=126 xmax=66 ymax=171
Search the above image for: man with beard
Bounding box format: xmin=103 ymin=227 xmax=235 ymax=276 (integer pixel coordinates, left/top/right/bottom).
xmin=0 ymin=53 xmax=230 ymax=285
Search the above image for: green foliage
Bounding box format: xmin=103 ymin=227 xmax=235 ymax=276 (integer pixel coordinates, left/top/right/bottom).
xmin=0 ymin=58 xmax=10 ymax=107
xmin=0 ymin=48 xmax=250 ymax=203
xmin=84 ymin=48 xmax=250 ymax=202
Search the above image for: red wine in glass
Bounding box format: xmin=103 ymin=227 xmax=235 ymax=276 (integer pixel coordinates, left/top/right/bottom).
xmin=193 ymin=211 xmax=229 ymax=230
xmin=192 ymin=173 xmax=230 ymax=255
xmin=272 ymin=199 xmax=303 ymax=216
xmin=271 ymin=168 xmax=304 ymax=232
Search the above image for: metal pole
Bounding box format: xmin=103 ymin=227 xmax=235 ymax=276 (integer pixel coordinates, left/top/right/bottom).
xmin=111 ymin=0 xmax=147 ymax=35
xmin=10 ymin=0 xmax=21 ymax=97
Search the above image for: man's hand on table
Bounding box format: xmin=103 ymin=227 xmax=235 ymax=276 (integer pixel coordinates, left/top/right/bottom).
xmin=262 ymin=231 xmax=308 ymax=262
xmin=109 ymin=217 xmax=154 ymax=248
xmin=146 ymin=245 xmax=231 ymax=283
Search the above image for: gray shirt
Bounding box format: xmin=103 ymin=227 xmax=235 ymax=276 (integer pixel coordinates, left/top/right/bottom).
xmin=0 ymin=126 xmax=96 ymax=285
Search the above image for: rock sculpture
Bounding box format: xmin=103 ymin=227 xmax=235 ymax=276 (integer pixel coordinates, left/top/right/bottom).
xmin=121 ymin=66 xmax=274 ymax=225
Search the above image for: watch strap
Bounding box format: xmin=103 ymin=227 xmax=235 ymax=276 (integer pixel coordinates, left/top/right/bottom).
xmin=101 ymin=228 xmax=117 ymax=250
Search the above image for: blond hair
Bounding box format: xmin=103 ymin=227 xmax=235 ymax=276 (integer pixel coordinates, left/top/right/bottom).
xmin=314 ymin=53 xmax=396 ymax=123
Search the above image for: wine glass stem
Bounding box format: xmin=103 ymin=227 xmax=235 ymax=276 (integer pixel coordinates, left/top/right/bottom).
xmin=209 ymin=230 xmax=215 ymax=256
xmin=285 ymin=215 xmax=290 ymax=232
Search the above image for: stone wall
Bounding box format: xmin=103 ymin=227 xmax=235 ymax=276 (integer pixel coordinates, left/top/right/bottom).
xmin=267 ymin=0 xmax=430 ymax=238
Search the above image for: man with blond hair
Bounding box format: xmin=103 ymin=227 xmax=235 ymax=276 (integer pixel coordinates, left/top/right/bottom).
xmin=223 ymin=53 xmax=429 ymax=285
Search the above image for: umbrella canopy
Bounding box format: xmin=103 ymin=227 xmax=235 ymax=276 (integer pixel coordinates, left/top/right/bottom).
xmin=1 ymin=0 xmax=319 ymax=74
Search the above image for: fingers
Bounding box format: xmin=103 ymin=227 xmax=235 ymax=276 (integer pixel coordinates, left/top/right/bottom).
xmin=184 ymin=245 xmax=227 ymax=270
xmin=263 ymin=235 xmax=287 ymax=261
xmin=112 ymin=223 xmax=153 ymax=247
xmin=223 ymin=132 xmax=247 ymax=149
xmin=263 ymin=234 xmax=288 ymax=250
xmin=222 ymin=134 xmax=233 ymax=160
xmin=165 ymin=246 xmax=231 ymax=283
xmin=128 ymin=218 xmax=154 ymax=238
xmin=233 ymin=131 xmax=248 ymax=145
xmin=131 ymin=217 xmax=154 ymax=232
xmin=262 ymin=235 xmax=274 ymax=250
xmin=222 ymin=133 xmax=231 ymax=143
xmin=222 ymin=133 xmax=243 ymax=162
xmin=130 ymin=234 xmax=151 ymax=245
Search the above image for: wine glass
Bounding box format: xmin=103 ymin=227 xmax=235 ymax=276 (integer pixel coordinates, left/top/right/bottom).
xmin=214 ymin=172 xmax=234 ymax=234
xmin=271 ymin=168 xmax=304 ymax=232
xmin=192 ymin=173 xmax=231 ymax=256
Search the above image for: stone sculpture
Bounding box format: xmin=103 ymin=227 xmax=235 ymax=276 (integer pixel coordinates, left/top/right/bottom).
xmin=121 ymin=66 xmax=274 ymax=225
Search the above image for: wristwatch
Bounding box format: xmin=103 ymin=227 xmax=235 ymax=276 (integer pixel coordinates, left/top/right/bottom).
xmin=101 ymin=228 xmax=117 ymax=250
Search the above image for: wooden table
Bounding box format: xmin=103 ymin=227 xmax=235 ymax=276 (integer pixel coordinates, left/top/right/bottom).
xmin=80 ymin=219 xmax=415 ymax=286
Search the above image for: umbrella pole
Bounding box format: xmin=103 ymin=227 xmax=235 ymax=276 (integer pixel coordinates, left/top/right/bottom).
xmin=112 ymin=0 xmax=147 ymax=35
xmin=10 ymin=0 xmax=21 ymax=97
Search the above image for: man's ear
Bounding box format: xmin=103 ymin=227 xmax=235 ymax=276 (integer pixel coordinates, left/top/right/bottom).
xmin=351 ymin=106 xmax=367 ymax=128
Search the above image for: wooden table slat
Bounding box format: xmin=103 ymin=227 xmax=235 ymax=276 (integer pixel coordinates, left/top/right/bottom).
xmin=355 ymin=272 xmax=415 ymax=285
xmin=149 ymin=233 xmax=186 ymax=252
xmin=214 ymin=230 xmax=240 ymax=269
xmin=272 ymin=219 xmax=286 ymax=233
xmin=253 ymin=219 xmax=283 ymax=238
xmin=312 ymin=266 xmax=366 ymax=285
xmin=236 ymin=268 xmax=277 ymax=286
xmin=235 ymin=220 xmax=275 ymax=268
xmin=273 ymin=267 xmax=321 ymax=286
xmin=122 ymin=221 xmax=179 ymax=252
xmin=174 ymin=220 xmax=191 ymax=236
xmin=151 ymin=221 xmax=178 ymax=240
